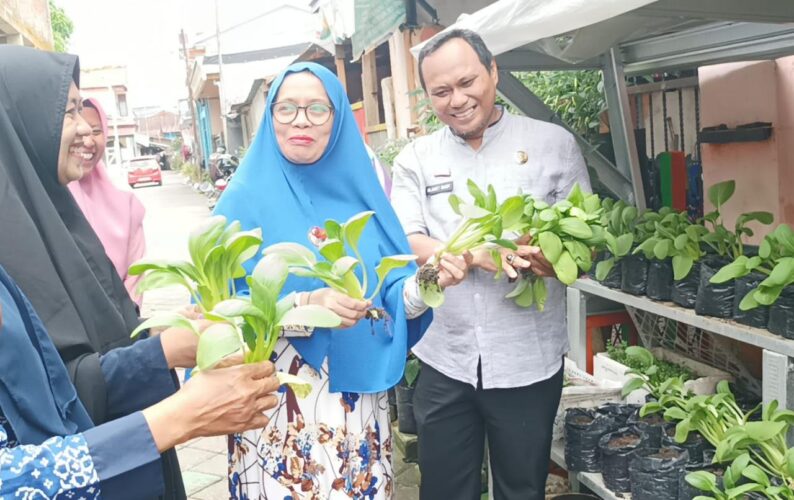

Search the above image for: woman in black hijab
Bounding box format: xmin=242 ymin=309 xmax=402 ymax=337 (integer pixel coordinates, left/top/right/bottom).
xmin=0 ymin=45 xmax=203 ymax=498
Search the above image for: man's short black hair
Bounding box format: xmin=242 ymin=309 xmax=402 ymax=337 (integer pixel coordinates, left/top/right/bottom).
xmin=417 ymin=29 xmax=494 ymax=90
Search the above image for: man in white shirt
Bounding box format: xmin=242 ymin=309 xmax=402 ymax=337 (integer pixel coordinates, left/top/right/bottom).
xmin=390 ymin=29 xmax=591 ymax=500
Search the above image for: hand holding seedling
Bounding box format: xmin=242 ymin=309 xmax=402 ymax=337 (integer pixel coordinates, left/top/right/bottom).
xmin=434 ymin=252 xmax=471 ymax=289
xmin=473 ymin=245 xmax=531 ymax=279
xmin=525 ymin=247 xmax=555 ymax=277
xmin=307 ymin=288 xmax=370 ymax=328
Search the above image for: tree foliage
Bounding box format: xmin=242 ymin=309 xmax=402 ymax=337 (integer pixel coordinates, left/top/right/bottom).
xmin=514 ymin=70 xmax=607 ymax=139
xmin=49 ymin=0 xmax=74 ymax=53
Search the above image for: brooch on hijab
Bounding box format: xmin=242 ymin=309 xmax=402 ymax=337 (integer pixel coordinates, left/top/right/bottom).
xmin=308 ymin=226 xmax=327 ymax=248
xmin=515 ymin=150 xmax=528 ymax=165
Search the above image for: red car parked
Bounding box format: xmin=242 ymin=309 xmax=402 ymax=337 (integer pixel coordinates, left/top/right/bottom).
xmin=127 ymin=156 xmax=163 ymax=188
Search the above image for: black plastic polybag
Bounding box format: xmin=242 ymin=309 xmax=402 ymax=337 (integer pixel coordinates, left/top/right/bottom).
xmin=564 ymin=408 xmax=618 ymax=472
xmin=627 ymin=412 xmax=667 ymax=448
xmin=599 ymin=427 xmax=648 ymax=493
xmin=661 ymin=425 xmax=708 ymax=464
xmin=647 ymin=259 xmax=673 ymax=301
xmin=672 ymin=261 xmax=701 ymax=309
xmin=768 ymin=287 xmax=794 ymax=339
xmin=621 ymin=254 xmax=649 ymax=296
xmin=596 ymin=403 xmax=640 ymax=426
xmin=733 ymin=273 xmax=770 ymax=329
xmin=695 ymin=257 xmax=734 ymax=318
xmin=630 ymin=446 xmax=689 ymax=500
xmin=592 ymin=251 xmax=622 ymax=289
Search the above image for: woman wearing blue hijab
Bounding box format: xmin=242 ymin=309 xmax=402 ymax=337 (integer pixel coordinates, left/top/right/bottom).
xmin=214 ymin=63 xmax=468 ymax=498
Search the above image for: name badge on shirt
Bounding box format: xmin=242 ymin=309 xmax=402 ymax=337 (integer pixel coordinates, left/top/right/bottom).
xmin=426 ymin=182 xmax=454 ymax=197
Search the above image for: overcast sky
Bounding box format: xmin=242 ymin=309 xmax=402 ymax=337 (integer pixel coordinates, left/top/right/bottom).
xmin=56 ymin=0 xmax=307 ymax=110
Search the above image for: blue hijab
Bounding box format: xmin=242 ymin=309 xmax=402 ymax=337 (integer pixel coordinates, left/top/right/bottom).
xmin=0 ymin=265 xmax=94 ymax=445
xmin=215 ymin=62 xmax=432 ymax=393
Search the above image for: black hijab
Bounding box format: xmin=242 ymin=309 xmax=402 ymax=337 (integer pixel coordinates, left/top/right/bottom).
xmin=0 ymin=46 xmax=139 ymax=423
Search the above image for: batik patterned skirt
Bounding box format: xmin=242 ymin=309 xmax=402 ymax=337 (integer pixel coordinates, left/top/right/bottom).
xmin=228 ymin=339 xmax=394 ymax=500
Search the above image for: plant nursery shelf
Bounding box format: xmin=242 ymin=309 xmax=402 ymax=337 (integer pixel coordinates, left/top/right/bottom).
xmin=571 ymin=279 xmax=794 ymax=358
xmin=550 ymin=441 xmax=626 ymax=500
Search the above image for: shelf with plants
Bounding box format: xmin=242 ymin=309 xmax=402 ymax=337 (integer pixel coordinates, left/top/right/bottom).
xmin=550 ymin=348 xmax=794 ymax=500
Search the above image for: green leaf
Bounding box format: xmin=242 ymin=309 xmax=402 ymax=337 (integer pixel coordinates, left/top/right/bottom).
xmin=448 ymin=194 xmax=463 ymax=215
xmin=319 ymin=239 xmax=346 ymax=262
xmin=739 ymin=289 xmax=761 ymax=311
xmin=674 ymin=233 xmax=689 ymax=251
xmin=654 ymin=239 xmax=672 ymax=260
xmin=622 ymin=206 xmax=638 ymax=228
xmin=672 ymin=254 xmax=695 ymax=280
xmin=539 ymin=208 xmax=557 ymax=222
xmin=566 ymin=183 xmax=586 ymax=207
xmin=331 ymin=256 xmax=359 ymax=277
xmin=710 ymin=258 xmax=749 ymax=284
xmin=459 ymin=203 xmax=491 ymax=220
xmin=621 ymin=377 xmax=646 ymax=397
xmin=188 ymin=215 xmax=227 ymax=271
xmin=764 ymin=258 xmax=794 ymax=286
xmin=515 ymin=280 xmax=536 ymax=308
xmin=741 ymin=465 xmax=769 ymax=487
xmin=275 ymin=293 xmax=296 ymax=323
xmin=324 ymin=219 xmax=342 ymax=241
xmin=639 ymin=402 xmax=662 ymax=416
xmin=196 ymin=323 xmax=243 ymax=371
xmin=538 ymin=232 xmax=563 ymax=264
xmin=486 ymin=184 xmax=498 ymax=212
xmin=754 ymin=284 xmax=783 ymax=306
xmin=276 ymin=372 xmax=312 ymax=399
xmin=674 ymin=418 xmax=692 ymax=443
xmin=785 ymin=448 xmax=794 ymax=479
xmin=564 ymin=241 xmax=593 ymax=272
xmin=685 ymin=471 xmax=718 ymax=493
xmin=533 ymin=278 xmax=547 ymax=311
xmin=212 ymin=299 xmax=265 ymax=320
xmin=595 ymin=258 xmax=615 ymax=281
xmin=626 ymin=346 xmax=654 ymax=367
xmin=583 ymin=194 xmax=601 ymax=214
xmin=708 ymin=180 xmax=736 ymax=211
xmin=131 ymin=313 xmax=199 ymax=338
xmin=419 ymin=281 xmax=444 ymax=308
xmin=278 ymin=304 xmax=342 ymax=328
xmin=262 ymin=242 xmax=317 ymax=267
xmin=373 ymin=255 xmax=416 ymax=297
xmin=404 ymin=358 xmax=421 ymax=387
xmin=664 ymin=407 xmax=689 ymax=421
xmin=743 ymin=421 xmax=786 ymax=441
xmin=343 ymin=211 xmax=375 ymax=256
xmin=467 ymin=179 xmax=487 ymax=207
xmin=505 ymin=278 xmax=530 ymax=299
xmin=499 ymin=196 xmax=526 ymax=229
xmin=615 ymin=234 xmax=634 ymax=257
xmin=552 ymin=250 xmax=578 ymax=285
xmin=490 ymin=239 xmax=518 ymax=250
xmin=251 ymin=254 xmax=289 ymax=311
xmin=725 ymin=483 xmax=763 ymax=498
xmin=559 ymin=217 xmax=593 ymax=239
xmin=135 ymin=269 xmax=192 ymax=295
xmin=759 ymin=238 xmax=772 ymax=259
xmin=738 ymin=211 xmax=774 ymax=226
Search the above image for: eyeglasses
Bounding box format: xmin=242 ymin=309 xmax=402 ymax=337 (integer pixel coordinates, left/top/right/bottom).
xmin=271 ymin=101 xmax=334 ymax=126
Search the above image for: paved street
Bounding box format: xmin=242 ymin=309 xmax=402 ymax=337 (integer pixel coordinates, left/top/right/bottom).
xmin=134 ymin=170 xmax=421 ymax=499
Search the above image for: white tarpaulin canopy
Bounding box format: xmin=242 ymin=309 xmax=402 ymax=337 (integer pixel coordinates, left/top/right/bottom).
xmin=411 ymin=0 xmax=658 ymax=61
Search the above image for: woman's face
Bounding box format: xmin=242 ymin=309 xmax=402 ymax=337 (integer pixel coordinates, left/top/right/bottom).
xmin=272 ymin=72 xmax=334 ymax=165
xmin=58 ymin=82 xmax=91 ymax=185
xmin=80 ymin=105 xmax=105 ymax=175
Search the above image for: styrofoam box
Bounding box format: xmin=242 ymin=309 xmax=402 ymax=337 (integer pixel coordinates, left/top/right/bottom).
xmin=593 ymin=347 xmax=734 ymax=404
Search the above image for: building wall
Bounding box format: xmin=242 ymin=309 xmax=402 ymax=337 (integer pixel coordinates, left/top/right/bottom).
xmin=699 ymin=60 xmax=790 ymax=239
xmin=247 ymin=81 xmax=268 ymax=144
xmin=775 ymin=56 xmax=794 ymax=224
xmin=0 ymin=0 xmax=53 ymax=49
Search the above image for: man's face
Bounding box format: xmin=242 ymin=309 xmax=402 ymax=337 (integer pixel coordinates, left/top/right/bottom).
xmin=420 ymin=38 xmax=499 ymax=141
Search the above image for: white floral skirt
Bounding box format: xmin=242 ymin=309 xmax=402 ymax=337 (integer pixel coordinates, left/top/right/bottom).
xmin=227 ymin=340 xmax=394 ymax=500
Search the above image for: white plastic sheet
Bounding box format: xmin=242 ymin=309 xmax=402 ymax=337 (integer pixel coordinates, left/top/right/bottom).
xmin=410 ymin=0 xmax=658 ymax=61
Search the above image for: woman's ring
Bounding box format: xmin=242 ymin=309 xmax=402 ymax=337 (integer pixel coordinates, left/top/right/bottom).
xmin=506 ymin=253 xmax=515 ymax=264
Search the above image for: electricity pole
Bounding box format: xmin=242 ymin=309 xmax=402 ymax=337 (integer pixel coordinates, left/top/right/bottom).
xmin=179 ymin=29 xmax=202 ymax=168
